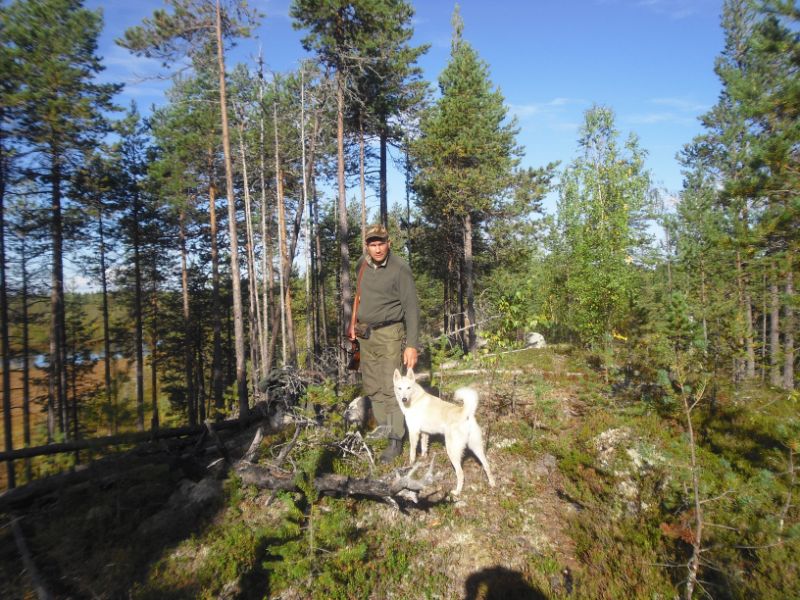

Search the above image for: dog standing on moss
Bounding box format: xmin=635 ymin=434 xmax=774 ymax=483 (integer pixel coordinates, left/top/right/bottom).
xmin=392 ymin=368 xmax=496 ymax=495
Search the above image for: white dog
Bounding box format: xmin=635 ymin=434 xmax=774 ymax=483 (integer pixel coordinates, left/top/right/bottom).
xmin=393 ymin=368 xmax=496 ymax=495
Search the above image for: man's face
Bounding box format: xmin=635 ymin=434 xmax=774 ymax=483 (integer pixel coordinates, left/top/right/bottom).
xmin=366 ymin=239 xmax=390 ymax=263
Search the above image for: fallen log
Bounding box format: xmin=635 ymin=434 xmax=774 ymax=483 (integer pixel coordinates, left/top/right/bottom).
xmin=0 ymin=414 xmax=268 ymax=463
xmin=235 ymin=459 xmax=439 ymax=505
xmin=10 ymin=515 xmax=53 ymax=600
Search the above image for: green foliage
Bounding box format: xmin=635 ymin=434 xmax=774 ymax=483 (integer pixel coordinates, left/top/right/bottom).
xmin=545 ymin=106 xmax=653 ymax=350
xmin=428 ymin=334 xmax=463 ymax=387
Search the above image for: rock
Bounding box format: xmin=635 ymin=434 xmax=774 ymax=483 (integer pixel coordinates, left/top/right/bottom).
xmin=525 ymin=332 xmax=546 ymax=348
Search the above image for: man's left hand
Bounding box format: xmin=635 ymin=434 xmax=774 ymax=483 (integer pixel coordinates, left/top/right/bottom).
xmin=403 ymin=347 xmax=418 ymax=370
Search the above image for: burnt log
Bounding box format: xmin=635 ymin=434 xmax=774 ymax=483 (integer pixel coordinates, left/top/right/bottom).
xmin=235 ymin=459 xmax=440 ymax=505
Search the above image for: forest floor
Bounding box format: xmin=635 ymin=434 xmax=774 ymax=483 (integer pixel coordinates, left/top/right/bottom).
xmin=0 ymin=346 xmax=595 ymax=598
xmin=2 ymin=345 xmax=796 ymax=598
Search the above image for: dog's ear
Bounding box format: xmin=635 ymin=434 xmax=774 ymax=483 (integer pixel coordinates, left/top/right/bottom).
xmin=393 ymin=368 xmax=401 ymax=383
xmin=408 ymin=367 xmax=415 ymax=381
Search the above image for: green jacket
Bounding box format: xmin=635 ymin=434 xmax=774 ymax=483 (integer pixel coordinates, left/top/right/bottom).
xmin=355 ymin=251 xmax=420 ymax=349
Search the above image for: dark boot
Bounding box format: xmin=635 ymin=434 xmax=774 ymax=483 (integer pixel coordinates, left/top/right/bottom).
xmin=380 ymin=437 xmax=404 ymax=464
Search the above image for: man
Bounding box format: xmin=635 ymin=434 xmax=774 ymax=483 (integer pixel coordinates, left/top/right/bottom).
xmin=349 ymin=224 xmax=420 ymax=463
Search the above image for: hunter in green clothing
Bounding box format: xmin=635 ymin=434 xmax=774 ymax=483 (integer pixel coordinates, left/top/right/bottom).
xmin=349 ymin=224 xmax=420 ymax=463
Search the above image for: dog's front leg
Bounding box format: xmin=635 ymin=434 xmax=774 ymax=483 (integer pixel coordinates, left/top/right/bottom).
xmin=408 ymin=428 xmax=420 ymax=463
xmin=420 ymin=433 xmax=429 ymax=458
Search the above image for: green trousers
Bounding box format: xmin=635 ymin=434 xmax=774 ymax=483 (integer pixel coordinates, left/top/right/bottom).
xmin=359 ymin=322 xmax=405 ymax=440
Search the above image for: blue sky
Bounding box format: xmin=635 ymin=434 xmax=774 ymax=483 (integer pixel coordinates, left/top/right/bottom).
xmin=88 ymin=0 xmax=725 ymax=214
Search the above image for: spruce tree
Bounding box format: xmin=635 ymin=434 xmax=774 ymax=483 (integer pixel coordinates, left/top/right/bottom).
xmin=411 ymin=8 xmax=532 ymax=351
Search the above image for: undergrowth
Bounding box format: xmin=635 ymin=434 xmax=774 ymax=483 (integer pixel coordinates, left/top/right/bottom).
xmin=3 ymin=347 xmax=798 ymax=599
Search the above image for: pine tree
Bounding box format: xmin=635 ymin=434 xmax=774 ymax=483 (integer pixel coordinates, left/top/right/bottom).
xmin=290 ymin=0 xmax=386 ymax=364
xmin=411 ymin=8 xmax=534 ymax=351
xmin=120 ymin=0 xmax=260 ymax=419
xmin=348 ymin=0 xmax=428 ymax=226
xmin=3 ymin=0 xmax=119 ymax=441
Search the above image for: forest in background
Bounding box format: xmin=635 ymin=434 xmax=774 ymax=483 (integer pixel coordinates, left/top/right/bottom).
xmin=0 ymin=0 xmax=797 ymax=505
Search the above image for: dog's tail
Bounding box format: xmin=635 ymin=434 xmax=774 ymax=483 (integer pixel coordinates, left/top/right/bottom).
xmin=454 ymin=387 xmax=479 ymax=417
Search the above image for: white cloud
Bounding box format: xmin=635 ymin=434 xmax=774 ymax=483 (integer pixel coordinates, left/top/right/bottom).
xmin=650 ymin=97 xmax=710 ymax=113
xmin=626 ymin=111 xmax=696 ymax=126
xmin=508 ymin=97 xmax=587 ymax=119
xmin=634 ymin=0 xmax=702 ymax=19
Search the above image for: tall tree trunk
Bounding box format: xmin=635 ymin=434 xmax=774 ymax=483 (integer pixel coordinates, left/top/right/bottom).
xmin=313 ymin=191 xmax=328 ymax=352
xmin=770 ymin=263 xmax=781 ymax=387
xmin=239 ymin=128 xmax=262 ymax=391
xmin=208 ymin=174 xmax=224 ymax=416
xmin=699 ymin=260 xmax=708 ymax=346
xmin=276 ymin=167 xmax=298 ymax=367
xmin=783 ymin=250 xmax=795 ymax=391
xmin=97 ymin=209 xmax=114 ymax=434
xmin=463 ymin=213 xmax=476 ymax=352
xmin=50 ymin=162 xmax=69 ymax=439
xmin=379 ymin=128 xmax=388 ymax=228
xmin=257 ymin=53 xmax=270 ymax=379
xmin=179 ymin=210 xmax=196 ymax=426
xmin=215 ymin=0 xmax=248 ymax=420
xmin=336 ymin=75 xmax=353 ymax=375
xmin=745 ymin=290 xmax=756 ymax=379
xmin=0 ymin=131 xmax=13 ymax=488
xmin=761 ymin=270 xmax=767 ymax=382
xmin=359 ymin=119 xmax=367 ymax=247
xmin=405 ymin=143 xmax=412 ymax=263
xmin=132 ymin=189 xmax=145 ymax=431
xmin=734 ymin=251 xmax=751 ymax=381
xmin=301 ymin=69 xmax=314 ymax=367
xmin=196 ymin=323 xmax=206 ymax=422
xmin=273 ymin=103 xmax=288 ymax=367
xmin=149 ymin=255 xmax=159 ymax=431
xmin=20 ymin=238 xmax=32 ymax=479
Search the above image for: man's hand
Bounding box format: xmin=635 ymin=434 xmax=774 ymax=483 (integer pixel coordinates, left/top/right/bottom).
xmin=403 ymin=347 xmax=418 ymax=370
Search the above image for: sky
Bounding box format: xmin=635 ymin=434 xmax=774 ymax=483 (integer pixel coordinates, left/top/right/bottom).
xmin=86 ymin=0 xmax=725 ymax=215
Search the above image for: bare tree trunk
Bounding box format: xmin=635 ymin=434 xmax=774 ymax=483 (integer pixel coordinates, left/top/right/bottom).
xmin=208 ymin=174 xmax=224 ymax=416
xmin=682 ymin=378 xmax=706 ymax=600
xmin=149 ymin=255 xmax=159 ymax=431
xmin=379 ymin=128 xmax=388 ymax=228
xmin=734 ymin=251 xmax=753 ymax=381
xmin=215 ymin=0 xmax=248 ymax=420
xmin=97 ymin=208 xmax=114 ymax=434
xmin=179 ymin=210 xmax=196 ymax=426
xmin=132 ymin=188 xmax=145 ymax=431
xmin=257 ymin=55 xmax=271 ymax=378
xmin=699 ymin=260 xmax=708 ymax=346
xmin=300 ymin=67 xmax=314 ymax=367
xmin=238 ymin=126 xmax=263 ymax=391
xmin=359 ymin=118 xmax=367 ymax=247
xmin=783 ymin=250 xmax=795 ymax=391
xmin=464 ymin=213 xmax=476 ymax=353
xmin=745 ymin=290 xmax=756 ymax=379
xmin=276 ymin=166 xmax=298 ymax=367
xmin=273 ymin=103 xmax=288 ymax=367
xmin=313 ymin=191 xmax=328 ymax=351
xmin=762 ymin=270 xmax=767 ymax=382
xmin=20 ymin=239 xmax=32 ymax=479
xmin=50 ymin=161 xmax=69 ymax=440
xmin=0 ymin=133 xmax=13 ymax=487
xmin=336 ymin=74 xmax=353 ymax=374
xmin=770 ymin=263 xmax=781 ymax=387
